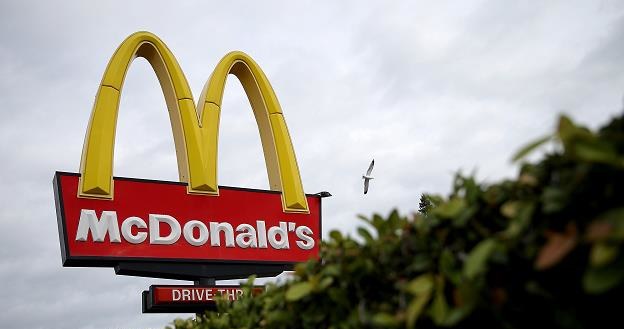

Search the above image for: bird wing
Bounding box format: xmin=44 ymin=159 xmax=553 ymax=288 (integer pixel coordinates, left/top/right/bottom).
xmin=364 ymin=179 xmax=369 ymax=194
xmin=366 ymin=159 xmax=375 ymax=175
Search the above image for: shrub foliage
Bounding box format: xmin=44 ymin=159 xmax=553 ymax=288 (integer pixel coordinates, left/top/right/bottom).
xmin=168 ymin=114 xmax=624 ymax=329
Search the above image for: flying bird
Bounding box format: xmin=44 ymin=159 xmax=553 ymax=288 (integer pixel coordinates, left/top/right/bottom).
xmin=362 ymin=159 xmax=375 ymax=194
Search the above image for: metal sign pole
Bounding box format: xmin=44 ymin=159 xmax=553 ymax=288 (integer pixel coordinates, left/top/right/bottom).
xmin=194 ymin=278 xmax=216 ymax=319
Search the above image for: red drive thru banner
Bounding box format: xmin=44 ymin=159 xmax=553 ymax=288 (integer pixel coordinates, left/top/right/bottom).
xmin=53 ymin=32 xmax=323 ymax=276
xmin=55 ymin=173 xmax=321 ymax=266
xmin=143 ymin=285 xmax=265 ymax=313
xmin=153 ymin=285 xmax=264 ymax=303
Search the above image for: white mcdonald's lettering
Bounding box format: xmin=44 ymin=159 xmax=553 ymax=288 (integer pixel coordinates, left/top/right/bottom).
xmin=75 ymin=210 xmax=121 ymax=243
xmin=75 ymin=209 xmax=315 ymax=250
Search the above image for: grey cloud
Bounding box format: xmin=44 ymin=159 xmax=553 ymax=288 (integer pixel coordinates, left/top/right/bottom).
xmin=1 ymin=1 xmax=624 ymax=328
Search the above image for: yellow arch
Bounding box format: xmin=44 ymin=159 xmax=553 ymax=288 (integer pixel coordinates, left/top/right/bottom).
xmin=79 ymin=31 xmax=308 ymax=213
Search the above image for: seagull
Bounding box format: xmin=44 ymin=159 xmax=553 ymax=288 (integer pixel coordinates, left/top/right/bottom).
xmin=362 ymin=159 xmax=375 ymax=194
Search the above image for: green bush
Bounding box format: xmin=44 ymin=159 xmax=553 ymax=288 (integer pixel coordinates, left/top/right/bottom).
xmin=167 ymin=113 xmax=624 ymax=329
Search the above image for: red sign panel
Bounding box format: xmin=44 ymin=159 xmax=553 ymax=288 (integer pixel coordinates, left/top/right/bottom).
xmin=54 ymin=172 xmax=321 ymax=266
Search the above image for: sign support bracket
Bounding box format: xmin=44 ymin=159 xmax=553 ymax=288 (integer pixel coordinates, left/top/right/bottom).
xmin=114 ymin=262 xmax=290 ymax=281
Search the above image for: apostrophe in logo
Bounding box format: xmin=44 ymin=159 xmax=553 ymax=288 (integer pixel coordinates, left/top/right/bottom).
xmin=53 ymin=32 xmax=321 ymax=269
xmin=79 ymin=31 xmax=307 ymax=213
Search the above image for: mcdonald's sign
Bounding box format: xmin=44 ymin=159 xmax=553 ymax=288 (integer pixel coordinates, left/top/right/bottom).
xmin=53 ymin=32 xmax=322 ymax=278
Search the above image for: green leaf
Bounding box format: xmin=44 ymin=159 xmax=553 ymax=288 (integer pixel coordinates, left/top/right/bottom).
xmin=439 ymin=249 xmax=461 ymax=284
xmin=590 ymin=243 xmax=619 ymax=267
xmin=500 ymin=201 xmax=520 ymax=219
xmin=432 ymin=197 xmax=467 ymax=219
xmin=583 ymin=265 xmax=624 ymax=294
xmin=406 ymin=274 xmax=434 ymax=295
xmin=453 ymin=205 xmax=477 ymax=228
xmin=357 ymin=227 xmax=374 ymax=242
xmin=596 ymin=207 xmax=624 ymax=222
xmin=557 ymin=115 xmax=589 ymax=143
xmin=322 ymin=264 xmax=341 ymax=277
xmin=357 ymin=214 xmax=371 ymax=224
xmin=574 ymin=139 xmax=621 ymax=166
xmin=406 ymin=290 xmax=432 ymax=329
xmin=557 ymin=115 xmax=574 ymax=138
xmin=370 ymin=214 xmax=386 ymax=233
xmin=442 ymin=308 xmax=469 ymax=326
xmin=371 ymin=312 xmax=398 ymax=327
xmin=456 ymin=282 xmax=480 ymax=311
xmin=464 ymin=239 xmax=497 ymax=279
xmin=542 ymin=187 xmax=567 ymax=214
xmin=244 ymin=274 xmax=257 ymax=286
xmin=318 ymin=277 xmax=334 ymax=290
xmin=518 ymin=173 xmax=539 ymax=186
xmin=557 ymin=115 xmax=595 ymax=153
xmin=285 ymin=282 xmax=313 ymax=301
xmin=329 ymin=230 xmax=343 ymax=242
xmin=512 ymin=135 xmax=552 ymax=162
xmin=502 ymin=202 xmax=535 ymax=239
xmin=430 ymin=282 xmax=449 ymax=325
xmin=407 ymin=254 xmax=432 ymax=272
xmin=388 ymin=209 xmax=401 ymax=228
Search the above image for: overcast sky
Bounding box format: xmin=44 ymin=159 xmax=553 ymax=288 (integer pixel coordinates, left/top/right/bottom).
xmin=1 ymin=1 xmax=623 ymax=328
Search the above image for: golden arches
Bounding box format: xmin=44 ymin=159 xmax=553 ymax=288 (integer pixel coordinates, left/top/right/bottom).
xmin=79 ymin=31 xmax=308 ymax=213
